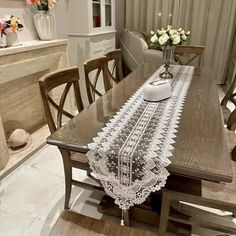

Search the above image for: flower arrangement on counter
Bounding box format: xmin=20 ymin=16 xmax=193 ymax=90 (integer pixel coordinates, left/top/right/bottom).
xmin=0 ymin=15 xmax=24 ymax=36
xmin=150 ymin=25 xmax=190 ymax=47
xmin=26 ymin=0 xmax=58 ymax=12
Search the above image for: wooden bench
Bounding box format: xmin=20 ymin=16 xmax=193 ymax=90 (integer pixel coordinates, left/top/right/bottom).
xmin=50 ymin=210 xmax=156 ymax=236
xmin=159 ymin=160 xmax=236 ymax=235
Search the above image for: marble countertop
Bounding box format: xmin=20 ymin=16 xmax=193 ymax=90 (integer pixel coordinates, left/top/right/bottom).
xmin=0 ymin=39 xmax=68 ymax=56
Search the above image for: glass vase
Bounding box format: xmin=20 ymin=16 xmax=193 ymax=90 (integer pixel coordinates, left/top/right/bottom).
xmin=159 ymin=45 xmax=175 ymax=79
xmin=34 ymin=11 xmax=54 ymax=40
xmin=5 ymin=32 xmax=19 ymax=47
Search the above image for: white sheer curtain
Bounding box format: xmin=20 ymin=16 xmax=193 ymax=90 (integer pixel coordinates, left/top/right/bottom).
xmin=126 ymin=0 xmax=236 ymax=84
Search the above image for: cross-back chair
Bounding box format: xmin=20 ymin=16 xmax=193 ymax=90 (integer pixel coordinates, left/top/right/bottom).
xmin=159 ymin=109 xmax=236 ymax=235
xmin=39 ymin=66 xmax=101 ymax=209
xmin=174 ymin=45 xmax=205 ymax=67
xmin=105 ymin=49 xmax=124 ymax=84
xmin=221 ymin=73 xmax=236 ymax=124
xmin=84 ymin=56 xmax=112 ymax=104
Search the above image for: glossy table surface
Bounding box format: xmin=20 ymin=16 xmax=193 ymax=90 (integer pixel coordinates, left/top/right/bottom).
xmin=47 ymin=63 xmax=233 ymax=183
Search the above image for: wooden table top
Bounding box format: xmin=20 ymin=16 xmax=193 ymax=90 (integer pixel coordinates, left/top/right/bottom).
xmin=47 ymin=63 xmax=233 ymax=183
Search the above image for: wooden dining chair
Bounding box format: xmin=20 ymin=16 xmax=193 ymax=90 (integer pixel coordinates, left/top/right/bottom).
xmin=221 ymin=73 xmax=236 ymax=124
xmin=174 ymin=45 xmax=205 ymax=67
xmin=39 ymin=66 xmax=101 ymax=209
xmin=158 ymin=110 xmax=236 ymax=235
xmin=105 ymin=49 xmax=124 ymax=83
xmin=84 ymin=56 xmax=112 ymax=104
xmin=50 ymin=210 xmax=156 ymax=236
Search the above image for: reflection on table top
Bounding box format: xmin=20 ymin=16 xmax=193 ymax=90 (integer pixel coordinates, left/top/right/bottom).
xmin=47 ymin=63 xmax=233 ymax=183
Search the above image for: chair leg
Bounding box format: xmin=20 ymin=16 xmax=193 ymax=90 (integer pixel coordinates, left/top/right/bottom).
xmin=64 ymin=167 xmax=72 ymax=209
xmin=159 ymin=190 xmax=170 ymax=236
xmin=60 ymin=149 xmax=72 ymax=209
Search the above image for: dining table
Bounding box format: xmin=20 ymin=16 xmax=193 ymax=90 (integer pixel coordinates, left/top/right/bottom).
xmin=47 ymin=63 xmax=233 ymax=184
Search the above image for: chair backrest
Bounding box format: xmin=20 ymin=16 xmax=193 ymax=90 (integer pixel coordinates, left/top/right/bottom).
xmin=105 ymin=49 xmax=124 ymax=83
xmin=39 ymin=66 xmax=84 ymax=134
xmin=174 ymin=45 xmax=205 ymax=67
xmin=84 ymin=56 xmax=111 ymax=104
xmin=221 ymin=73 xmax=236 ymax=108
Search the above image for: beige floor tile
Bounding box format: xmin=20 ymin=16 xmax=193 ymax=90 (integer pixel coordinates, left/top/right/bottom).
xmin=0 ymin=165 xmax=23 ymax=191
xmin=36 ymin=191 xmax=64 ymax=225
xmin=0 ymin=167 xmax=64 ymax=219
xmin=71 ymin=188 xmax=104 ymax=219
xmin=23 ymin=220 xmax=52 ymax=236
xmin=26 ymin=145 xmax=64 ymax=177
xmin=36 ymin=185 xmax=100 ymax=224
xmin=0 ymin=208 xmax=33 ymax=236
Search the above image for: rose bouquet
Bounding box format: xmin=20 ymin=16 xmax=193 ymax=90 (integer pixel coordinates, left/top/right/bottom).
xmin=150 ymin=26 xmax=190 ymax=79
xmin=0 ymin=15 xmax=24 ymax=36
xmin=26 ymin=0 xmax=58 ymax=12
xmin=150 ymin=25 xmax=190 ymax=47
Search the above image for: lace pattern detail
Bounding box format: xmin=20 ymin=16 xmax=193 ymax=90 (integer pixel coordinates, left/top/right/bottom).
xmin=87 ymin=65 xmax=194 ymax=210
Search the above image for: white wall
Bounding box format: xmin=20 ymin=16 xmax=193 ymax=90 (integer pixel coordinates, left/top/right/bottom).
xmin=54 ymin=0 xmax=69 ymax=39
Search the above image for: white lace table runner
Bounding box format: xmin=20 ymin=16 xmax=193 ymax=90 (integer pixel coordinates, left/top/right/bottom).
xmin=87 ymin=65 xmax=194 ymax=210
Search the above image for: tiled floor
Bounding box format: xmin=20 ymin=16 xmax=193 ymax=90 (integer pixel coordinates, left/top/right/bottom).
xmin=0 ymin=86 xmax=235 ymax=236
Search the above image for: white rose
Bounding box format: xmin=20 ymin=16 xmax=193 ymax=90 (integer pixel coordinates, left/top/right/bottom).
xmin=181 ymin=30 xmax=185 ymax=34
xmin=150 ymin=30 xmax=155 ymax=35
xmin=150 ymin=34 xmax=159 ymax=43
xmin=186 ymin=31 xmax=191 ymax=35
xmin=167 ymin=25 xmax=172 ymax=30
xmin=169 ymin=29 xmax=177 ymax=35
xmin=158 ymin=33 xmax=169 ymax=45
xmin=181 ymin=34 xmax=187 ymax=40
xmin=172 ymin=35 xmax=181 ymax=45
xmin=157 ymin=29 xmax=166 ymax=35
xmin=178 ymin=28 xmax=182 ymax=32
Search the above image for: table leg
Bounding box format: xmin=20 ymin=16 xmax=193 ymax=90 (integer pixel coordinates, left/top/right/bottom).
xmin=159 ymin=190 xmax=170 ymax=236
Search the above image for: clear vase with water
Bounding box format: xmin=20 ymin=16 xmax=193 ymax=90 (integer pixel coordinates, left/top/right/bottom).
xmin=159 ymin=45 xmax=175 ymax=79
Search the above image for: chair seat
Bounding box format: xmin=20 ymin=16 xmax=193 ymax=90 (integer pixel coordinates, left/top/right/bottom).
xmin=221 ymin=105 xmax=231 ymax=124
xmin=50 ymin=210 xmax=156 ymax=236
